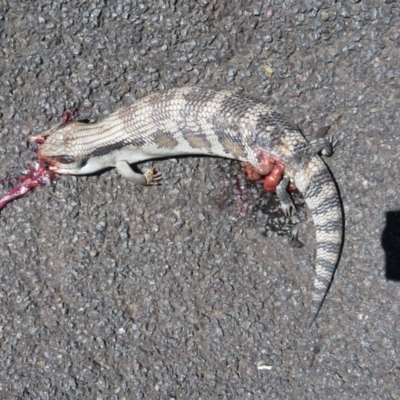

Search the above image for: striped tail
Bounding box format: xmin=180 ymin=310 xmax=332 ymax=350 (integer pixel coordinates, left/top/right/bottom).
xmin=298 ymin=163 xmax=343 ymax=325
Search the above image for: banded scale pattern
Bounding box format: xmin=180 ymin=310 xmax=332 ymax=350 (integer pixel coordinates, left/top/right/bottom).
xmin=34 ymin=86 xmax=343 ymax=323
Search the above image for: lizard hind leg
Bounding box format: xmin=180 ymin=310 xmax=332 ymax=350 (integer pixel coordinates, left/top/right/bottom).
xmin=275 ymin=176 xmax=296 ymax=216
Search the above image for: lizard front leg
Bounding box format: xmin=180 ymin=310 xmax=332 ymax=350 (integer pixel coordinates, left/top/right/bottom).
xmin=116 ymin=161 xmax=163 ymax=185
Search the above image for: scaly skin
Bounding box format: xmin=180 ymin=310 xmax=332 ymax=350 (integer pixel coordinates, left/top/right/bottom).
xmin=30 ymin=87 xmax=343 ymax=324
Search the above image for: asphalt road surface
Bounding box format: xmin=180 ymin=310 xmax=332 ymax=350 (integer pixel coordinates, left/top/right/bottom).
xmin=1 ymin=1 xmax=399 ymax=398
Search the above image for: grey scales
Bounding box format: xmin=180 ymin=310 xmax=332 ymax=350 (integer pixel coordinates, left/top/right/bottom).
xmin=31 ymin=86 xmax=343 ymax=324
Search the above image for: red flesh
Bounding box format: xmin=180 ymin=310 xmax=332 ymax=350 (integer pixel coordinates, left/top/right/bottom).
xmin=0 ymin=109 xmax=77 ymax=214
xmin=243 ymin=160 xmax=298 ymax=194
xmin=263 ymin=163 xmax=284 ymax=193
xmin=0 ymin=160 xmax=57 ymax=213
xmin=62 ymin=108 xmax=77 ymax=124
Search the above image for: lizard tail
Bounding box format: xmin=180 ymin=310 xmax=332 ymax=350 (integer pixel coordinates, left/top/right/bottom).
xmin=297 ymin=164 xmax=343 ymax=325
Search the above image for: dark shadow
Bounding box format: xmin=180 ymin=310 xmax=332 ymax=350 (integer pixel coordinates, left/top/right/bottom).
xmin=381 ymin=211 xmax=400 ymax=280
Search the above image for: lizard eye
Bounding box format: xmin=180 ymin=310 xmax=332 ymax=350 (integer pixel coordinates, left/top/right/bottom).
xmin=52 ymin=155 xmax=77 ymax=164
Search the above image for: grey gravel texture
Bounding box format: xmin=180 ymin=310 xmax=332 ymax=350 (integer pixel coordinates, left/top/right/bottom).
xmin=1 ymin=0 xmax=400 ymax=398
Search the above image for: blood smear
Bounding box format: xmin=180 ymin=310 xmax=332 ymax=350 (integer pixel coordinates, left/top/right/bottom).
xmin=0 ymin=160 xmax=57 ymax=213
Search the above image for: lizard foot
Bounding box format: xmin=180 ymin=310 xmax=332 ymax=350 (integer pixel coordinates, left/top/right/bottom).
xmin=144 ymin=168 xmax=163 ymax=185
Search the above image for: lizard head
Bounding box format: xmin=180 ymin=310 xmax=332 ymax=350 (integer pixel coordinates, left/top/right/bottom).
xmin=30 ymin=122 xmax=88 ymax=175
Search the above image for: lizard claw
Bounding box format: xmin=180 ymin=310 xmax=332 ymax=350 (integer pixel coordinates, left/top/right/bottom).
xmin=281 ymin=203 xmax=297 ymax=217
xmin=144 ymin=168 xmax=163 ymax=185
